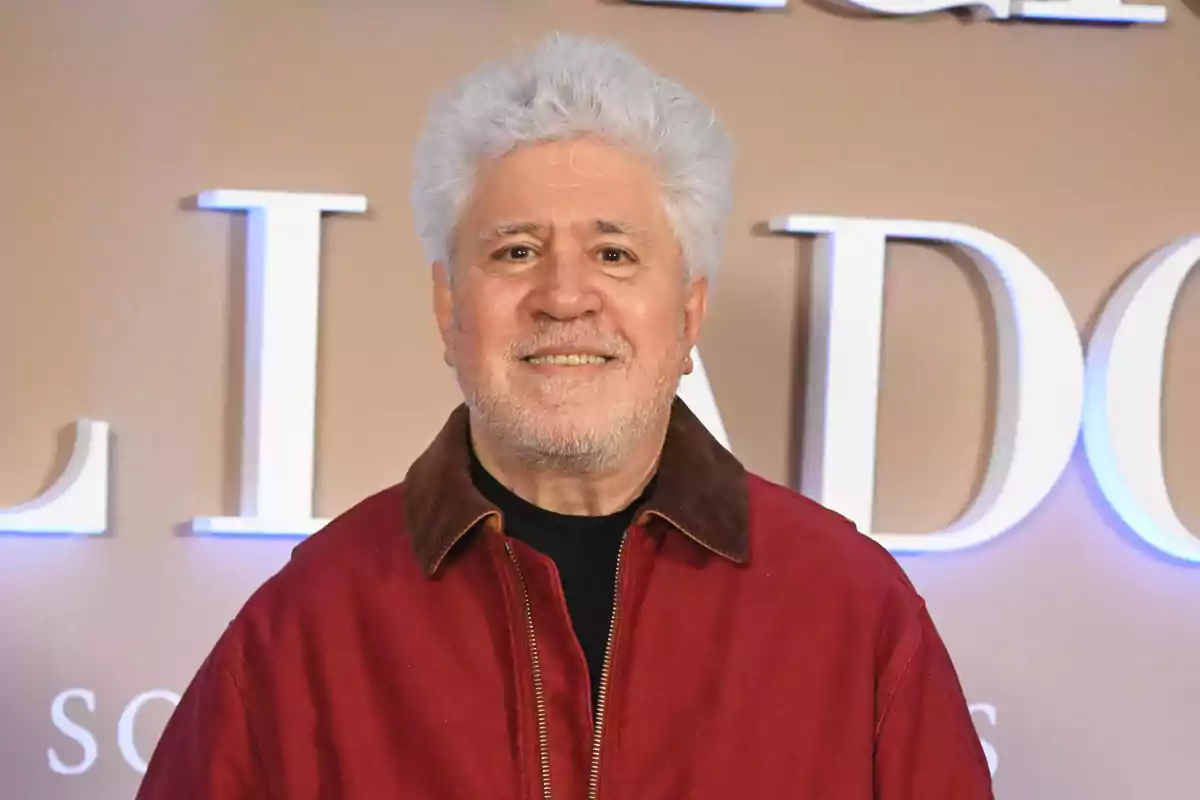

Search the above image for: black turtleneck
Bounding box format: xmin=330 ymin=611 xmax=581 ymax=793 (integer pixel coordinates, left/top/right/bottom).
xmin=469 ymin=445 xmax=655 ymax=713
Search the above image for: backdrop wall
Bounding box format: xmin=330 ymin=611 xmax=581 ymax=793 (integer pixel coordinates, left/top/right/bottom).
xmin=2 ymin=1 xmax=1199 ymax=797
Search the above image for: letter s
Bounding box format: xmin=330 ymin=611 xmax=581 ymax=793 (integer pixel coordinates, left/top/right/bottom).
xmin=48 ymin=688 xmax=98 ymax=775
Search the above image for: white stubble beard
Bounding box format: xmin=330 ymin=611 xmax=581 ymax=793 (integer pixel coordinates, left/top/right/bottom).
xmin=464 ymin=348 xmax=682 ymax=475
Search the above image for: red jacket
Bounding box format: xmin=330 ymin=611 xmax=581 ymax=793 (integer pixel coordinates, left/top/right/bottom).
xmin=138 ymin=401 xmax=994 ymax=799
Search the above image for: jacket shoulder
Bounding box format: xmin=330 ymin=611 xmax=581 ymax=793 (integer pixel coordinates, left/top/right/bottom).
xmin=743 ymin=472 xmax=921 ymax=603
xmin=223 ymin=483 xmax=421 ymax=642
xmin=287 ymin=482 xmax=414 ymax=576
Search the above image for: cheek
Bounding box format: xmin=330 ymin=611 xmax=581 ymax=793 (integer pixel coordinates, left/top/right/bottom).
xmin=616 ymin=294 xmax=688 ymax=355
xmin=454 ymin=289 xmax=520 ymax=363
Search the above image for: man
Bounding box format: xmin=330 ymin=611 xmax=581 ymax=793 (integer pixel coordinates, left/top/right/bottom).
xmin=138 ymin=33 xmax=994 ymax=799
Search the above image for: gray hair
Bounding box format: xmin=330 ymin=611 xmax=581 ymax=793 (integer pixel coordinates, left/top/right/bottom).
xmin=410 ymin=33 xmax=734 ymax=281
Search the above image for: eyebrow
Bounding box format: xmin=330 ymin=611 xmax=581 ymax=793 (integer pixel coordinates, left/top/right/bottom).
xmin=594 ymin=219 xmax=651 ymax=239
xmin=485 ymin=221 xmax=548 ymax=240
xmin=479 ymin=219 xmax=649 ymax=241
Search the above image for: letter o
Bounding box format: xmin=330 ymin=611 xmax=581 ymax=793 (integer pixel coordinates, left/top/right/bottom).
xmin=117 ymin=689 xmax=181 ymax=774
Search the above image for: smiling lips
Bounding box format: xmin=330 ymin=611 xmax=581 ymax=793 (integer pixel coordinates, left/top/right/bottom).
xmin=522 ymin=353 xmax=613 ymax=366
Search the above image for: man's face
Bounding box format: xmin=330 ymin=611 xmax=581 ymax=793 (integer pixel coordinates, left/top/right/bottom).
xmin=433 ymin=137 xmax=707 ymax=470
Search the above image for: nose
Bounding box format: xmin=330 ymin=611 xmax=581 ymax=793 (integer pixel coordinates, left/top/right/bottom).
xmin=526 ymin=246 xmax=602 ymax=322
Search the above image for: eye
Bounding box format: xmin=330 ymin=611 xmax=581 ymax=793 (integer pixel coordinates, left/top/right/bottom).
xmin=493 ymin=244 xmax=536 ymax=262
xmin=598 ymin=246 xmax=636 ymax=265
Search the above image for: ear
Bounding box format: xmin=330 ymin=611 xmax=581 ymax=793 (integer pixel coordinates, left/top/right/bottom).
xmin=431 ymin=261 xmax=456 ymax=366
xmin=682 ymin=274 xmax=708 ymax=352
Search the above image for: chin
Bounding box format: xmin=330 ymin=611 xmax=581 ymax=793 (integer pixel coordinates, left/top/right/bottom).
xmin=517 ymin=425 xmax=629 ymax=471
xmin=500 ymin=405 xmax=638 ymax=467
xmin=468 ymin=377 xmax=672 ymax=461
xmin=526 ymin=404 xmax=615 ymax=438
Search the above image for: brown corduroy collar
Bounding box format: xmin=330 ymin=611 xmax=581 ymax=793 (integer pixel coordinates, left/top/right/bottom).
xmin=402 ymin=398 xmax=749 ymax=576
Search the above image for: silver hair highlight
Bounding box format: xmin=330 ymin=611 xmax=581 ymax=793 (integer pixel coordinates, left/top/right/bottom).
xmin=410 ymin=33 xmax=734 ymax=280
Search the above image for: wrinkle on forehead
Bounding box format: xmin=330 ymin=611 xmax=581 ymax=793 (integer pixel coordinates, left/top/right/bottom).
xmin=472 ymin=138 xmax=660 ymax=198
xmin=537 ymin=137 xmax=655 ymax=187
xmin=565 ymin=137 xmax=609 ymax=181
xmin=459 ymin=138 xmax=673 ymax=252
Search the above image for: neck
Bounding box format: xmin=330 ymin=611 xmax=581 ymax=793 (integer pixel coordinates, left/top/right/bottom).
xmin=469 ymin=417 xmax=667 ymax=516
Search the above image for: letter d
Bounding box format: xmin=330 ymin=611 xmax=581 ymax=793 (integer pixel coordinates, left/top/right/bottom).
xmin=770 ymin=215 xmax=1084 ymax=554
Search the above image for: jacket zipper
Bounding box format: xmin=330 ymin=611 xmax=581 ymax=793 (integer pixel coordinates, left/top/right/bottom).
xmin=505 ymin=541 xmax=553 ymax=800
xmin=588 ymin=532 xmax=627 ymax=800
xmin=505 ymin=532 xmax=628 ymax=800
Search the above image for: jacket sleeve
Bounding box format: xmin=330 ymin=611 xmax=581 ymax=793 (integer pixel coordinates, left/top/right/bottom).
xmin=873 ymin=601 xmax=995 ymax=800
xmin=135 ymin=630 xmax=271 ymax=799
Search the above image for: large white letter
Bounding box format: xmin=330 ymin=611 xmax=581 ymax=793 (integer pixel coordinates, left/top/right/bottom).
xmin=769 ymin=216 xmax=1084 ymax=553
xmin=968 ymin=703 xmax=1000 ymax=778
xmin=0 ymin=420 xmax=109 ymax=535
xmin=828 ymin=0 xmax=1164 ymax=23
xmin=1011 ymin=0 xmax=1165 ymax=23
xmin=191 ymin=189 xmax=367 ymax=538
xmin=117 ymin=689 xmax=181 ymax=774
xmin=48 ymin=688 xmax=99 ymax=775
xmin=1083 ymin=235 xmax=1200 ymax=563
xmin=830 ymin=0 xmax=1012 ymax=21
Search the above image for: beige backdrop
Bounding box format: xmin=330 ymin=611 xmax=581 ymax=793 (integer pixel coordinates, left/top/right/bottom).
xmin=3 ymin=1 xmax=1199 ymax=798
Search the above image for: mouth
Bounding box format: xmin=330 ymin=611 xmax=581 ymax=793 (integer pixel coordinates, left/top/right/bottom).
xmin=520 ymin=353 xmax=615 ymax=367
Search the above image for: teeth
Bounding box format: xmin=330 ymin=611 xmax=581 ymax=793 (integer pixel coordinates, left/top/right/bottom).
xmin=525 ymin=354 xmax=609 ymax=366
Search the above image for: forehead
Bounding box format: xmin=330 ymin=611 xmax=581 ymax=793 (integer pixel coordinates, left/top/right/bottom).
xmin=462 ymin=138 xmax=673 ymax=234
